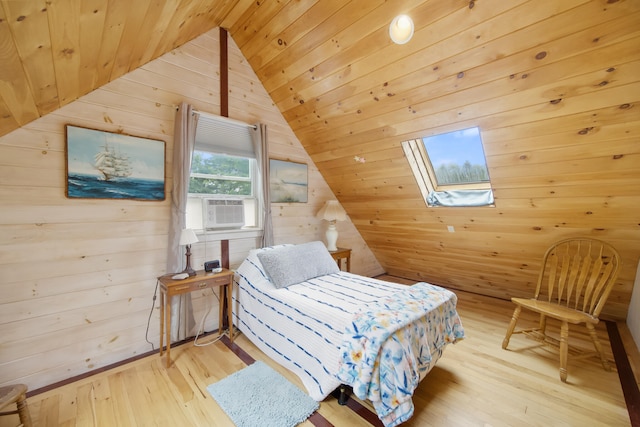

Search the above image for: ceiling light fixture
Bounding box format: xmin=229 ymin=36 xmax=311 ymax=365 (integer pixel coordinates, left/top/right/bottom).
xmin=389 ymin=14 xmax=414 ymax=45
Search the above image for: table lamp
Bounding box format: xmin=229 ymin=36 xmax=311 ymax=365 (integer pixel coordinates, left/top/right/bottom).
xmin=316 ymin=200 xmax=347 ymax=251
xmin=179 ymin=228 xmax=199 ymax=276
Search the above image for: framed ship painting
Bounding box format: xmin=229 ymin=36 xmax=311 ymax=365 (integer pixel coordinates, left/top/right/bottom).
xmin=269 ymin=158 xmax=308 ymax=203
xmin=65 ymin=125 xmax=165 ymax=201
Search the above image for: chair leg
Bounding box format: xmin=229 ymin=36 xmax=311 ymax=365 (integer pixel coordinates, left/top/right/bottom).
xmin=502 ymin=305 xmax=522 ymax=349
xmin=586 ymin=322 xmax=611 ymax=371
xmin=559 ymin=321 xmax=569 ymax=382
xmin=15 ymin=391 xmax=32 ymax=427
xmin=538 ymin=314 xmax=547 ymax=335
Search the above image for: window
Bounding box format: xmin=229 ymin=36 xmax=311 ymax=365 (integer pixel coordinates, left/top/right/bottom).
xmin=190 ymin=151 xmax=252 ymax=196
xmin=185 ymin=114 xmax=263 ymax=232
xmin=402 ymin=126 xmax=494 ymax=207
xmin=185 ymin=151 xmax=260 ymax=231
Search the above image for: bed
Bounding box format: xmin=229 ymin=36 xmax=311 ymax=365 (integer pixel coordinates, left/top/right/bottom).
xmin=231 ymin=242 xmax=465 ymax=427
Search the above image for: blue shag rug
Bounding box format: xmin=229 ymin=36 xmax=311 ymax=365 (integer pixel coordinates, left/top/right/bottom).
xmin=206 ymin=361 xmax=319 ymax=427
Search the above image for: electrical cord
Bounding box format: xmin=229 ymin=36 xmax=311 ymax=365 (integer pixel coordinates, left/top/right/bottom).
xmin=145 ymin=280 xmax=159 ymax=351
xmin=194 ymin=288 xmax=223 ymax=347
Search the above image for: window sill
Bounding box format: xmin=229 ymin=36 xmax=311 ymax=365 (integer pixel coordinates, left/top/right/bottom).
xmin=196 ymin=228 xmax=263 ymax=241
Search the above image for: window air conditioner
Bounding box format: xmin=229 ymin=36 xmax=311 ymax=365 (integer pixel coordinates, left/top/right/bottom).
xmin=203 ymin=198 xmax=245 ymax=229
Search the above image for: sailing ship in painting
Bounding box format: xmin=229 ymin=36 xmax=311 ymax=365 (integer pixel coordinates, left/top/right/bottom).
xmin=94 ymin=142 xmax=132 ymax=181
xmin=66 ymin=125 xmax=165 ymax=201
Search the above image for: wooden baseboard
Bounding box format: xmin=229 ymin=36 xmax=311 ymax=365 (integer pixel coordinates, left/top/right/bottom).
xmin=26 ymin=331 xmax=218 ymax=397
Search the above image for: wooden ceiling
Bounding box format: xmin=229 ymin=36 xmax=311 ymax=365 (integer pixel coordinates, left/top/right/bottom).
xmin=2 ymin=0 xmax=639 ymax=317
xmin=231 ymin=0 xmax=639 ymax=320
xmin=0 ymin=0 xmax=235 ymax=135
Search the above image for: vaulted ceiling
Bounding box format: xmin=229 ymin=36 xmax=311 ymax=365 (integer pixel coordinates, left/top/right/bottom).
xmin=2 ymin=0 xmax=639 ymax=318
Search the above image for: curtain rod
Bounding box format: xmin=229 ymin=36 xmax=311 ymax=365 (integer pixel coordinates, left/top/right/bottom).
xmin=192 ymin=108 xmax=257 ymax=130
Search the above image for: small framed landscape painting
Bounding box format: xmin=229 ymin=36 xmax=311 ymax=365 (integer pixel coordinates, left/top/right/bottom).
xmin=65 ymin=125 xmax=166 ymax=201
xmin=269 ymin=159 xmax=308 ymax=203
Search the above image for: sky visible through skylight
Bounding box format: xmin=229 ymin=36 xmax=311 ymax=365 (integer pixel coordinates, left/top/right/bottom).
xmin=422 ymin=127 xmax=487 ymax=168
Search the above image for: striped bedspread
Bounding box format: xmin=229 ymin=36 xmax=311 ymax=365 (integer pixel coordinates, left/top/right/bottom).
xmin=231 ymin=245 xmax=464 ymax=425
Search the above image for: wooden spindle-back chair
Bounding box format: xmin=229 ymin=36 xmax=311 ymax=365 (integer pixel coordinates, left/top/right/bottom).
xmin=502 ymin=238 xmax=621 ymax=382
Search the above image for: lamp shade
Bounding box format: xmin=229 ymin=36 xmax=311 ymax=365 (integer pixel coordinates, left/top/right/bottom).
xmin=179 ymin=228 xmax=199 ymax=246
xmin=316 ymin=200 xmax=347 ymax=222
xmin=389 ymin=14 xmax=414 ymax=45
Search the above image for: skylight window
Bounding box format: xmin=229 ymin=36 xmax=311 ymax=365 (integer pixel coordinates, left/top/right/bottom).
xmin=402 ymin=126 xmax=494 ymax=207
xmin=423 ymin=127 xmax=490 ymax=187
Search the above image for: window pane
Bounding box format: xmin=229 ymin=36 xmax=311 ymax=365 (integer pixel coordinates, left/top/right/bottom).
xmin=189 ymin=177 xmax=252 ymax=195
xmin=189 ymin=151 xmax=252 ymax=195
xmin=422 ymin=127 xmax=490 ymax=186
xmin=191 ymin=151 xmax=250 ymax=177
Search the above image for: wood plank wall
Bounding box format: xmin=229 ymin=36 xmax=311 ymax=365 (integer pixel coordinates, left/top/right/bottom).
xmin=0 ymin=29 xmax=382 ymax=392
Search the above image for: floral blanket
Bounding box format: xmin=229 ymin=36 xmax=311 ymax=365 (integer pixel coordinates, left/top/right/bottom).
xmin=336 ymin=282 xmax=465 ymax=427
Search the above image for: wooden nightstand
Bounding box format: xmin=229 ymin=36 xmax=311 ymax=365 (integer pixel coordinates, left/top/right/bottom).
xmin=157 ymin=269 xmax=234 ymax=368
xmin=329 ymin=248 xmax=351 ymax=272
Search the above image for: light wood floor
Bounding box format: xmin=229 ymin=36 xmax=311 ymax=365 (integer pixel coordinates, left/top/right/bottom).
xmin=3 ymin=281 xmax=636 ymax=427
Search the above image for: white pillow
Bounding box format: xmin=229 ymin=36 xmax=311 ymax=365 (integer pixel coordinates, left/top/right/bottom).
xmin=257 ymin=241 xmax=340 ymax=288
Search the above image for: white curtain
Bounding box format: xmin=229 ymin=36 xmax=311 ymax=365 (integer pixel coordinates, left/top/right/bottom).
xmin=166 ymin=102 xmax=198 ymax=341
xmin=251 ymin=123 xmax=273 ymax=247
